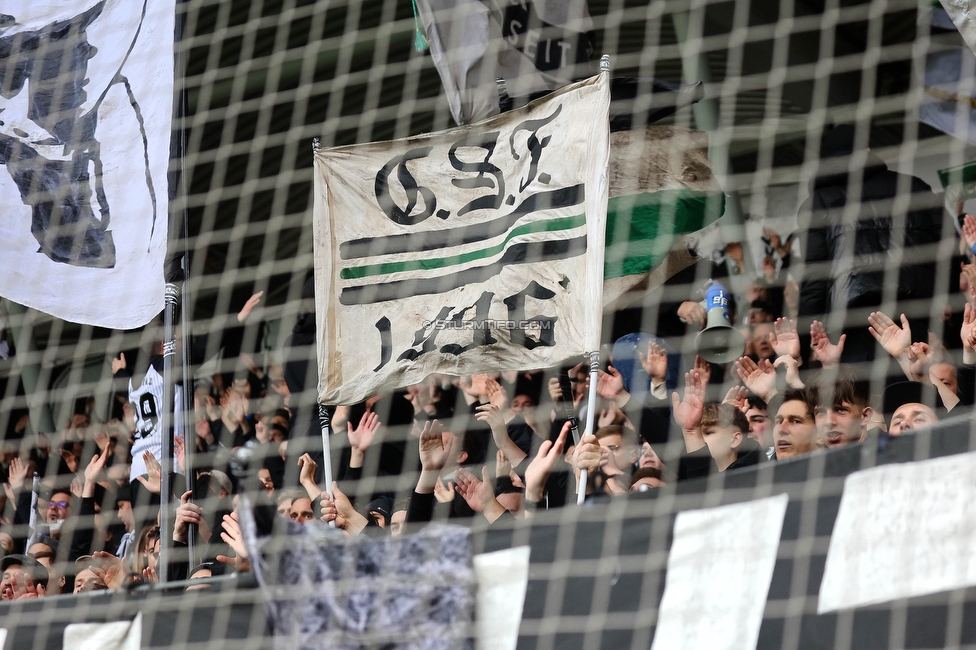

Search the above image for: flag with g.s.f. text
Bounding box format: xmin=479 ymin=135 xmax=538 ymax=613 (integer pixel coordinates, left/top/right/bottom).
xmin=312 ymin=72 xmax=610 ymax=405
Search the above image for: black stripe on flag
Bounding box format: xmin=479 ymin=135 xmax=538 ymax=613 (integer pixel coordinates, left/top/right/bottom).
xmin=339 ymin=236 xmax=587 ymax=305
xmin=339 ymin=185 xmax=584 ymax=260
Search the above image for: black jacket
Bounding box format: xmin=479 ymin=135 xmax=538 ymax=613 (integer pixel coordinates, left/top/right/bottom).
xmin=798 ymin=157 xmax=943 ymax=316
xmin=677 ymin=437 xmax=766 ymax=481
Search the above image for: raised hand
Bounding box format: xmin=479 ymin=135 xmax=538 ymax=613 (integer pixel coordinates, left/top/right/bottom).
xmin=693 ymin=355 xmax=712 ymax=386
xmin=735 ymin=356 xmax=777 ymax=401
xmin=597 ymin=365 xmax=625 ymax=400
xmin=237 ymin=291 xmax=264 ymax=323
xmin=405 ymin=381 xmax=435 ymax=416
xmin=347 ymin=411 xmax=379 ymax=452
xmin=495 ymin=450 xmax=511 ymax=478
xmin=221 ymin=389 xmax=247 ymax=425
xmin=671 ymin=370 xmax=705 ymax=431
xmin=639 ymin=341 xmax=668 ymax=383
xmin=8 ymin=573 xmax=39 ymax=600
xmin=485 ymin=378 xmax=509 ymax=411
xmin=204 ymin=395 xmax=221 ymax=422
xmin=433 ymin=479 xmax=455 ymax=504
xmin=961 ymin=262 xmax=976 ymax=304
xmin=142 ymin=565 xmax=158 ymax=583
xmin=962 ymin=303 xmax=976 ymax=353
xmin=174 ymin=435 xmax=186 ymax=474
xmin=453 ymin=466 xmax=492 ymax=513
xmin=111 ymin=352 xmax=127 ymax=374
xmin=94 ymin=429 xmax=112 ymax=453
xmin=722 ymin=385 xmax=749 ymax=412
xmin=85 ymin=450 xmax=110 ymax=483
xmin=525 ymin=422 xmax=569 ymax=502
xmin=598 ymin=407 xmax=617 ymax=429
xmin=135 ymin=451 xmax=161 ymax=494
xmin=91 ymin=552 xmax=126 ymax=590
xmin=7 ymin=457 xmax=29 ymax=491
xmin=297 ymin=453 xmax=320 ymax=498
xmin=868 ymin=311 xmax=912 ymax=359
xmin=219 ymin=511 xmax=248 ymax=562
xmin=547 ymin=377 xmax=564 ymax=403
xmin=60 ymin=449 xmax=79 ymax=474
xmin=906 ymin=342 xmax=934 ymax=381
xmin=769 ymin=317 xmax=801 ymax=360
xmin=460 ymin=374 xmax=490 ymax=400
xmin=418 ymin=420 xmax=451 ymax=473
xmin=773 ymin=355 xmax=804 ymax=389
xmin=810 ymin=320 xmax=845 ymax=366
xmin=475 ymin=403 xmax=506 ymax=432
xmin=964 ymin=214 xmax=976 ymax=251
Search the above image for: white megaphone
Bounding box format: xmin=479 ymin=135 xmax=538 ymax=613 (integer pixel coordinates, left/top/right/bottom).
xmin=695 ymin=282 xmax=746 ymax=364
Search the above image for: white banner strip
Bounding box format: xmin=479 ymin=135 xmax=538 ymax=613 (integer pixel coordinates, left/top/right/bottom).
xmin=819 ymin=451 xmax=976 ymax=613
xmin=63 ymin=612 xmax=141 ymax=650
xmin=652 ymin=494 xmax=789 ymax=650
xmin=474 ymin=546 xmax=531 ymax=650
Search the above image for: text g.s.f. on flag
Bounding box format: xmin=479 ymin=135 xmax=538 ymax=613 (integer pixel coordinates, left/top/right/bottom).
xmin=312 ymin=72 xmax=610 ymax=405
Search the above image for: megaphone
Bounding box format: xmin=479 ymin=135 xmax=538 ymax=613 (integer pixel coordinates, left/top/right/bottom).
xmin=695 ymin=282 xmax=746 ymax=364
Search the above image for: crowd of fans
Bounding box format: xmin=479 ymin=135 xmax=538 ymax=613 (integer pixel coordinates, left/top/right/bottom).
xmin=1 ymin=125 xmax=975 ymax=601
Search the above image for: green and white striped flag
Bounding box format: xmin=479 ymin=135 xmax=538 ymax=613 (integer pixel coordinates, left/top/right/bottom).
xmin=603 ymin=125 xmax=725 ymax=311
xmin=313 ymin=73 xmax=611 ymax=404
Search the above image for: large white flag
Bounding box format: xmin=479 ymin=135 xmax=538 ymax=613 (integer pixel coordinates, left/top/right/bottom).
xmin=313 ymin=73 xmax=610 ymax=405
xmin=918 ymin=6 xmax=976 ymax=145
xmin=415 ymin=0 xmax=594 ymax=126
xmin=0 ymin=0 xmax=174 ymax=329
xmin=940 ymin=0 xmax=976 ymax=56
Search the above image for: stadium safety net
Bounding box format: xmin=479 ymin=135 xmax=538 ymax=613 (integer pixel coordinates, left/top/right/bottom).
xmin=2 ymin=0 xmax=976 ymax=648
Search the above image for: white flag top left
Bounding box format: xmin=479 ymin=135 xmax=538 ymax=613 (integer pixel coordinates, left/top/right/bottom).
xmin=313 ymin=72 xmax=610 ymax=405
xmin=0 ymin=0 xmax=174 ymax=329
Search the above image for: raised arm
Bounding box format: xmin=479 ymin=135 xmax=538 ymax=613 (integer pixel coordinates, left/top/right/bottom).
xmin=672 ymin=370 xmax=706 ymax=453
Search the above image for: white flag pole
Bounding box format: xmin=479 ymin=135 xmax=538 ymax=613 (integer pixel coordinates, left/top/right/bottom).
xmin=578 ymin=351 xmax=600 ymax=505
xmin=317 ymin=404 xmax=335 ymax=530
xmin=578 ymin=56 xmax=612 ymax=505
xmin=312 ymin=137 xmax=336 ymax=529
xmin=25 ymin=473 xmax=40 ymax=550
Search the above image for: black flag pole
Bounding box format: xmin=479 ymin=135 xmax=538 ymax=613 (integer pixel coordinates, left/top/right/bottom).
xmin=158 ymin=283 xmax=178 ymax=583
xmin=174 ymin=0 xmax=196 ymax=568
xmin=158 ymin=0 xmax=194 ymax=580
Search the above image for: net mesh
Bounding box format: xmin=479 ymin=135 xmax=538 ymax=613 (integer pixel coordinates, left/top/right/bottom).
xmin=2 ymin=0 xmax=976 ymax=647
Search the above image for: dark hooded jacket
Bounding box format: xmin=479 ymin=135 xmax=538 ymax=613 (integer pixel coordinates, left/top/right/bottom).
xmin=798 ymin=129 xmax=943 ymax=316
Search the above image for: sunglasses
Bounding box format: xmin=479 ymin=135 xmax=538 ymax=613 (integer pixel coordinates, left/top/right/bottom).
xmin=47 ymin=501 xmax=70 ymax=510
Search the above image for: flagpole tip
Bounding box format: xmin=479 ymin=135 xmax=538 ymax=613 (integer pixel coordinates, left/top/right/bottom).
xmin=312 ymin=137 xmax=321 ymax=151
xmin=600 ymin=54 xmax=610 ymax=72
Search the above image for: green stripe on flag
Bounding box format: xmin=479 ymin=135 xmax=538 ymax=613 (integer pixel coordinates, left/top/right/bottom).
xmin=604 ymin=189 xmax=725 ymax=279
xmin=340 ymin=213 xmax=587 ymax=280
xmin=340 ymin=189 xmax=722 ymax=282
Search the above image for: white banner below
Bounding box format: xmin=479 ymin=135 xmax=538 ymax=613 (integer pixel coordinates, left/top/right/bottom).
xmin=312 ymin=73 xmax=610 ymax=405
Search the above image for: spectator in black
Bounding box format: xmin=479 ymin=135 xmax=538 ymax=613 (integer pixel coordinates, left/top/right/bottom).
xmin=797 ymin=124 xmax=945 ymax=362
xmin=1 ymin=554 xmax=48 ymax=600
